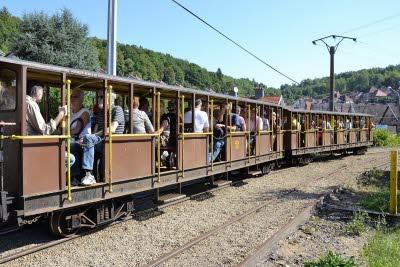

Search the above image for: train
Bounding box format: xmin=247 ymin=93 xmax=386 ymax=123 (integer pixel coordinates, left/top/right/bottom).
xmin=0 ymin=56 xmax=373 ymax=236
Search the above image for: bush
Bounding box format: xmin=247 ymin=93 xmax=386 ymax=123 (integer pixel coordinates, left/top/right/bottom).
xmin=343 ymin=212 xmax=368 ymax=236
xmin=373 ymin=129 xmax=400 ymax=147
xmin=304 ymin=251 xmax=356 ymax=267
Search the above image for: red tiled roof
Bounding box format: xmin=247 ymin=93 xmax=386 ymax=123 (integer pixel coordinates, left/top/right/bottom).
xmin=259 ymin=95 xmax=282 ymax=104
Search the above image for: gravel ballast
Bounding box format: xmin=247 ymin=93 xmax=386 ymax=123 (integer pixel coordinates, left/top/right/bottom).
xmin=1 ymin=148 xmax=389 ymax=267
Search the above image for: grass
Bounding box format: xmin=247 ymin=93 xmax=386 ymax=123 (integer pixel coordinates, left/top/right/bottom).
xmin=304 ymin=251 xmax=356 ymax=267
xmin=343 ymin=212 xmax=368 ymax=236
xmin=363 ymin=227 xmax=400 ymax=267
xmin=373 ymin=129 xmax=400 ymax=147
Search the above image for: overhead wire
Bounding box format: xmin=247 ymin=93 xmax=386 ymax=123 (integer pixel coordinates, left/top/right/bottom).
xmin=342 ymin=12 xmax=400 ymax=34
xmin=169 ymin=0 xmax=299 ymax=84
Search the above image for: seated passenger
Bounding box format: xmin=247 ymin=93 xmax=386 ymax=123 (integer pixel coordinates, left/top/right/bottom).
xmin=210 ymin=104 xmax=237 ymax=162
xmin=233 ymin=106 xmax=246 ymax=132
xmin=131 ymin=96 xmax=155 ymax=134
xmin=80 ymin=92 xmax=125 ymax=185
xmin=159 ymin=101 xmax=178 ymax=167
xmin=184 ymin=99 xmax=209 ymax=133
xmin=0 ymin=80 xmax=16 ymax=110
xmin=69 ymin=89 xmax=91 ymax=180
xmin=139 ymin=96 xmax=152 ymax=120
xmin=26 ymin=85 xmax=75 ymax=169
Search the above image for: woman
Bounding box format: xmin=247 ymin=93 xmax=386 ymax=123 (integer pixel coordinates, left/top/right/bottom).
xmin=132 ymin=96 xmax=156 ymax=134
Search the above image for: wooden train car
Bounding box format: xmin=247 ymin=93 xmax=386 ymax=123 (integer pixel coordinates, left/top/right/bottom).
xmin=0 ymin=57 xmax=373 ymax=236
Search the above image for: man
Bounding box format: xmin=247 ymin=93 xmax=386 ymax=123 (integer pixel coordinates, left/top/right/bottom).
xmin=184 ymin=99 xmax=209 ymax=133
xmin=69 ymin=89 xmax=91 ymax=181
xmin=79 ymin=92 xmax=124 ymax=186
xmin=26 ymin=85 xmax=75 ymax=168
xmin=210 ymin=104 xmax=234 ymax=162
xmin=26 ymin=85 xmax=67 ymax=135
xmin=234 ymin=105 xmax=246 ymax=132
xmin=159 ymin=101 xmax=178 ymax=167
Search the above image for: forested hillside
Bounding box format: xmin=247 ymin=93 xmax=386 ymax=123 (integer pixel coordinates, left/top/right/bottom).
xmin=0 ymin=7 xmax=273 ymax=97
xmin=280 ymin=66 xmax=400 ymax=104
xmin=1 ymin=6 xmax=400 ymax=103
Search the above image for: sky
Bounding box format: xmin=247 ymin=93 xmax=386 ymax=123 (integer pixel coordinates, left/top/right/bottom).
xmin=1 ymin=0 xmax=400 ymax=88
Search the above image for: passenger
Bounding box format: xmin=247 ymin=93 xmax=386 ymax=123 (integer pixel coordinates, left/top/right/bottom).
xmin=292 ymin=117 xmax=301 ymax=131
xmin=26 ymin=85 xmax=75 ymax=169
xmin=80 ymin=92 xmax=125 ymax=185
xmin=235 ymin=106 xmax=246 ymax=132
xmin=131 ymin=96 xmax=155 ymax=134
xmin=139 ymin=96 xmax=152 ymax=119
xmin=184 ymin=99 xmax=209 ymax=133
xmin=70 ymin=89 xmax=91 ymax=180
xmin=262 ymin=112 xmax=270 ymax=131
xmin=210 ymin=104 xmax=237 ymax=162
xmin=159 ymin=101 xmax=177 ymax=146
xmin=0 ymin=80 xmax=16 ymax=110
xmin=248 ymin=109 xmax=263 ymax=154
xmin=159 ymin=101 xmax=177 ymax=167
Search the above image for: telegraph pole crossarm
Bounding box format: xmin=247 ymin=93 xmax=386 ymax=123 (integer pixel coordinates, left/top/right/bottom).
xmin=312 ymin=35 xmax=356 ymax=111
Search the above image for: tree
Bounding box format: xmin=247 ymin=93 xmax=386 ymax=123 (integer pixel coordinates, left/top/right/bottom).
xmin=12 ymin=9 xmax=99 ymax=71
xmin=216 ymin=68 xmax=223 ymax=80
xmin=0 ymin=7 xmax=20 ymax=53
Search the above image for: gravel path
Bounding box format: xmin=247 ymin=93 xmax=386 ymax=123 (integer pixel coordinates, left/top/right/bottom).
xmin=1 ymin=148 xmax=389 ymax=267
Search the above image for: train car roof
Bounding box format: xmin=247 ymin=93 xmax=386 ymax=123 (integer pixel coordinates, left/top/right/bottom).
xmin=0 ymin=56 xmax=372 ymax=117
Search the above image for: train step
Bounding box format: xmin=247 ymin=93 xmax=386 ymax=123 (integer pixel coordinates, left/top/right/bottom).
xmin=248 ymin=170 xmax=262 ymax=177
xmin=212 ymin=180 xmax=232 ymax=187
xmin=158 ymin=193 xmax=187 ymax=204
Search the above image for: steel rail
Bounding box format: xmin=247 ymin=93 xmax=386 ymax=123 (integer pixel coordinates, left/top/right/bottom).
xmin=143 ymin=157 xmax=389 ymax=267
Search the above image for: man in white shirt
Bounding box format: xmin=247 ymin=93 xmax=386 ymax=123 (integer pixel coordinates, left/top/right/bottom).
xmin=184 ymin=99 xmax=209 ymax=133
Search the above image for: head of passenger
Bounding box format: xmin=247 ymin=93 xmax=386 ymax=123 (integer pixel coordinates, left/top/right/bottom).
xmin=167 ymin=101 xmax=176 ymax=113
xmin=132 ymin=96 xmax=140 ymax=109
xmin=29 ymin=85 xmax=44 ymax=103
xmin=71 ymin=89 xmax=84 ymax=113
xmin=97 ymin=92 xmax=116 ymax=110
xmin=139 ymin=97 xmax=149 ymax=112
xmin=195 ymin=99 xmax=202 ymax=110
xmin=235 ymin=106 xmax=241 ymax=115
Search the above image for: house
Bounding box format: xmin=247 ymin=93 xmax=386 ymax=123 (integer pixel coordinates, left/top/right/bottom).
xmin=258 ymin=95 xmax=285 ymax=106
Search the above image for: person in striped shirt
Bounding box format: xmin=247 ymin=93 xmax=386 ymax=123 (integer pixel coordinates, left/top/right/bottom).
xmin=79 ymin=92 xmax=125 ymax=186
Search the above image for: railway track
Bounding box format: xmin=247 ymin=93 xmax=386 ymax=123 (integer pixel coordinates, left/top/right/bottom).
xmin=0 ymin=151 xmax=389 ymax=265
xmin=143 ymin=158 xmax=388 ymax=267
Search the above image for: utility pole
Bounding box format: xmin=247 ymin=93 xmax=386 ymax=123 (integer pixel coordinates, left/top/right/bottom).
xmin=107 ymin=0 xmax=117 ymax=75
xmin=312 ymin=35 xmax=356 ymax=111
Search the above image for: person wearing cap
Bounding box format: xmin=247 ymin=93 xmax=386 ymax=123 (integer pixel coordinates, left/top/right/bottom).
xmin=184 ymin=99 xmax=209 ymax=133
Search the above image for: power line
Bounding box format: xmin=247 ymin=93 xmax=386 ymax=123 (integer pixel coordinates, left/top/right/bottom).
xmin=170 ymin=0 xmax=299 ymax=84
xmin=342 ymin=12 xmax=400 ymax=34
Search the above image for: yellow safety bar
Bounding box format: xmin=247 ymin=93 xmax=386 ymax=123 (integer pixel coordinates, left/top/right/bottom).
xmin=108 ymin=85 xmax=113 ymax=193
xmin=66 ymin=80 xmax=72 ymax=201
xmin=210 ymin=99 xmax=214 ymax=171
xmin=157 ymin=91 xmax=161 ymax=183
xmin=112 ymin=133 xmax=160 ymax=138
xmin=181 ymin=132 xmax=213 ymax=136
xmin=228 ymin=103 xmax=232 ymax=167
xmin=9 ymin=135 xmax=69 ymax=140
xmin=257 ymin=105 xmax=260 ymax=157
xmin=247 ymin=104 xmax=251 ymax=162
xmin=181 ymin=95 xmax=185 ymax=178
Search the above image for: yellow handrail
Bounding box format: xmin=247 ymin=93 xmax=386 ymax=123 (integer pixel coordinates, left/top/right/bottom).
xmin=9 ymin=135 xmax=69 ymax=140
xmin=229 ymin=103 xmax=232 ymax=167
xmin=112 ymin=133 xmax=160 ymax=138
xmin=247 ymin=104 xmax=251 ymax=163
xmin=66 ymin=79 xmax=72 ymax=201
xmin=180 ymin=132 xmax=213 ymax=136
xmin=181 ymin=95 xmax=185 ymax=178
xmin=108 ymin=85 xmax=113 ymax=193
xmin=157 ymin=91 xmax=161 ymax=183
xmin=210 ymin=99 xmax=214 ymax=171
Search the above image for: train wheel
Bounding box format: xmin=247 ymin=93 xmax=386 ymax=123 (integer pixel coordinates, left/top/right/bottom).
xmin=261 ymin=163 xmax=272 ymax=175
xmin=49 ymin=211 xmax=80 ymax=237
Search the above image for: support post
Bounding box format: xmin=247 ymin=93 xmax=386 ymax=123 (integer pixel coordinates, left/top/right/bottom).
xmin=390 ymin=150 xmax=398 ymax=215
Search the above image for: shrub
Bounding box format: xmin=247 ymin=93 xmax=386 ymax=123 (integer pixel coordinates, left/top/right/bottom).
xmin=343 ymin=212 xmax=368 ymax=236
xmin=373 ymin=129 xmax=400 ymax=147
xmin=304 ymin=251 xmax=356 ymax=267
